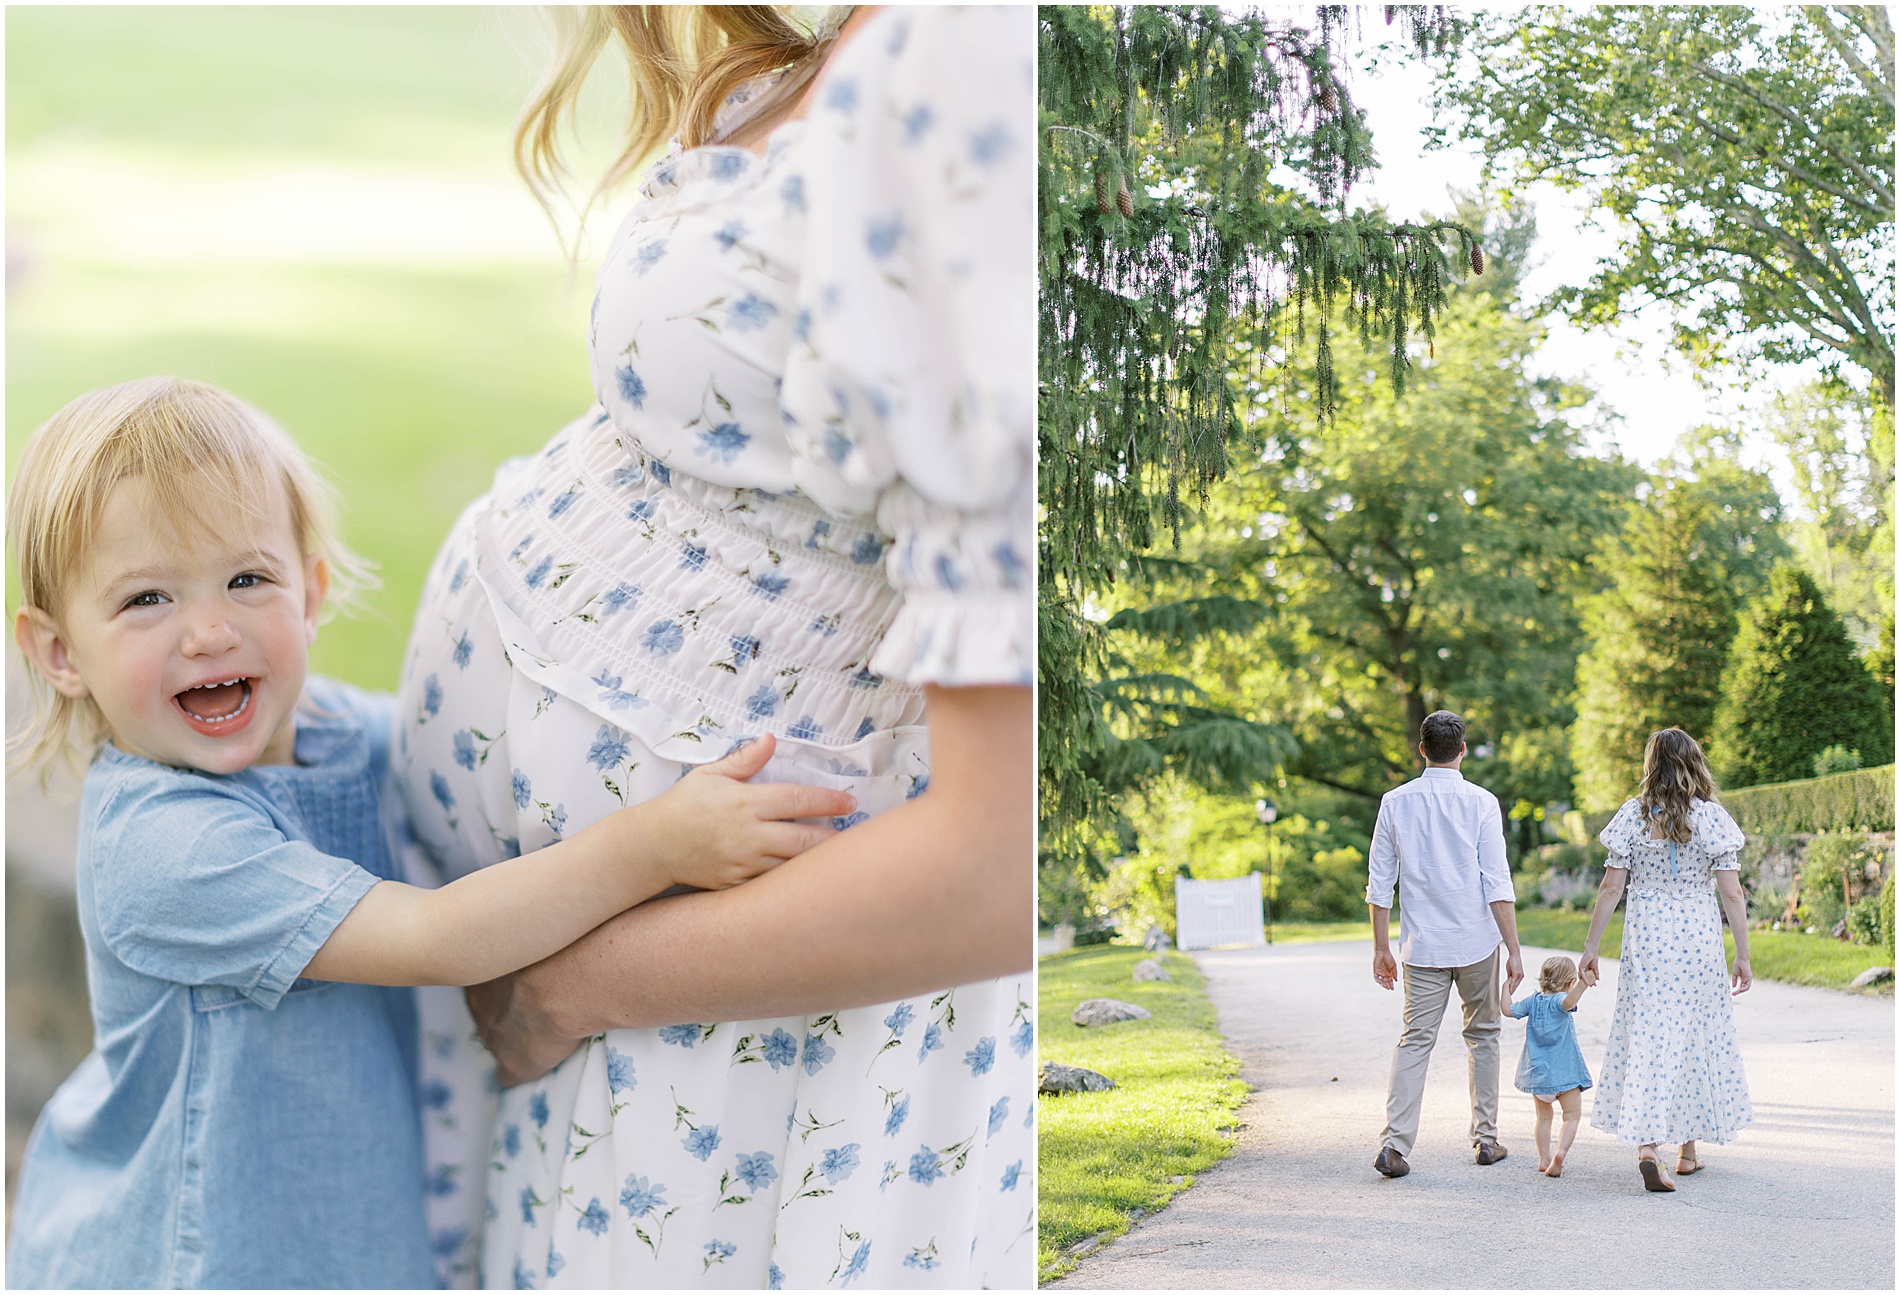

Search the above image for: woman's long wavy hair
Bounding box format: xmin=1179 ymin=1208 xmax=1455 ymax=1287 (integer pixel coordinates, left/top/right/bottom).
xmin=1638 ymin=727 xmax=1720 ymax=844
xmin=514 ymin=6 xmax=850 ymax=250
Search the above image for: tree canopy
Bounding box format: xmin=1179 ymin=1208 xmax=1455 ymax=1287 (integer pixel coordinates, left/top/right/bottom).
xmin=1435 ymin=5 xmax=1895 ymax=405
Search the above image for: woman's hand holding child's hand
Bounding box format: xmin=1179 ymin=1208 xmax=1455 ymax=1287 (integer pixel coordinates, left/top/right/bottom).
xmin=639 ymin=733 xmax=857 ymax=891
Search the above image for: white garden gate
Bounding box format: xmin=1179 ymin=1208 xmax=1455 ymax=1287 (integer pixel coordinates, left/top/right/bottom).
xmin=1174 ymin=874 xmax=1266 ymax=950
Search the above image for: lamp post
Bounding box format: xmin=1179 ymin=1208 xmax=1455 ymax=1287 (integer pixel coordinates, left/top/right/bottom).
xmin=1255 ymin=797 xmax=1278 ymax=945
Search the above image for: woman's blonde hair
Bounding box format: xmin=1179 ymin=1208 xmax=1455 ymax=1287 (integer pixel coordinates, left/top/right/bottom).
xmin=1539 ymin=955 xmax=1578 ymax=994
xmin=1638 ymin=727 xmax=1719 ymax=845
xmin=7 ymin=377 xmax=373 ymax=779
xmin=513 ymin=5 xmax=851 ymax=245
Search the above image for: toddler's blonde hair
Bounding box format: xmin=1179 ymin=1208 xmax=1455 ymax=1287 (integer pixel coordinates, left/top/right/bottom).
xmin=7 ymin=377 xmax=372 ymax=780
xmin=1539 ymin=955 xmax=1579 ymax=994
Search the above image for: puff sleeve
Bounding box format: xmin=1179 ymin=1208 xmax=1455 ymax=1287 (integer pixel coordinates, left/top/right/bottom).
xmin=1598 ymin=798 xmax=1644 ymax=865
xmin=780 ymin=6 xmax=1034 ymax=687
xmin=1698 ymin=800 xmax=1747 ymax=869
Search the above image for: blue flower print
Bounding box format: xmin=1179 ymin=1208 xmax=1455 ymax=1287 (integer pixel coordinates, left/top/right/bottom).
xmin=711 ymin=151 xmax=746 ymax=182
xmin=529 ymin=1090 xmax=550 ymax=1130
xmin=917 ymin=1022 xmax=944 ymax=1061
xmin=883 ymin=1002 xmax=914 ymax=1037
xmin=726 ymin=294 xmax=778 ymax=332
xmin=761 ymin=1027 xmax=798 ymax=1070
xmin=854 ymin=717 xmax=877 ymax=739
xmin=908 ymin=1144 xmax=943 ymax=1186
xmin=733 ymin=1151 xmax=778 ymax=1191
xmin=453 ymin=730 xmax=477 ymax=771
xmin=616 ymin=365 xmax=647 ymax=410
xmin=819 ymin=1143 xmax=861 ymax=1184
xmin=850 ymin=532 xmax=886 ymax=565
xmin=592 ymin=670 xmax=645 ymax=710
xmin=448 ymin=559 xmax=470 ymax=595
xmin=1000 ymin=1159 xmax=1023 ymax=1192
xmin=751 ymin=571 xmax=790 ymax=600
xmin=781 ymin=173 xmax=805 ymax=212
xmin=601 ymin=582 xmax=642 ymax=617
xmin=605 ymin=1047 xmax=636 ymax=1095
xmin=840 ymin=1239 xmax=871 ymax=1286
xmin=866 ymin=215 xmax=905 ymax=260
xmin=547 ymin=803 xmax=567 ymax=838
xmin=934 ymin=554 xmax=964 ymax=591
xmin=620 ymin=1174 xmax=667 ymax=1218
xmin=642 ymin=620 xmax=686 ymax=656
xmin=659 ymin=1023 xmax=702 ymax=1048
xmin=680 ymin=542 xmax=707 ymax=570
xmin=577 ymin=1197 xmax=610 ymax=1235
xmin=612 ymin=463 xmax=646 ymax=489
xmin=698 ymin=422 xmax=750 ymax=462
xmin=519 ymin=1186 xmax=539 ymax=1225
xmin=964 ymin=1036 xmax=996 ymax=1076
xmin=705 ymin=1239 xmax=737 ymax=1268
xmin=430 ymin=771 xmax=455 ymax=813
xmin=511 ymin=1258 xmax=534 ymax=1290
xmin=548 ymin=487 xmax=579 ymax=519
xmin=801 ymin=1033 xmax=836 ymax=1075
xmin=786 ymin=715 xmax=823 ymax=740
xmin=970 ymin=121 xmax=1014 ymax=165
xmin=545 ymin=1251 xmax=565 ymax=1279
xmin=729 ymin=634 xmax=761 ymax=668
xmin=425 ymin=1165 xmax=457 ymax=1197
xmin=509 ymin=533 xmax=536 ymax=562
xmin=714 ymin=219 xmax=747 ymax=251
xmin=903 ymin=1247 xmax=940 ymax=1272
xmin=833 ymin=812 xmax=869 ymax=831
xmin=631 ymin=240 xmax=667 ymax=274
xmin=452 ymin=631 xmax=473 ymax=670
xmin=502 ymin=1124 xmax=521 ymax=1158
xmin=901 ymin=103 xmax=935 ymax=143
xmin=508 ymin=769 xmax=533 ymax=811
xmin=793 ymin=307 xmax=813 ymax=344
xmin=825 ymin=77 xmax=858 ymax=114
xmin=995 ymin=540 xmax=1027 ymax=588
xmin=587 ymin=724 xmax=631 ymax=771
xmin=524 ymin=556 xmax=554 ymax=589
xmin=847 ymin=667 xmax=883 ymax=689
xmin=651 ymin=460 xmax=671 ymax=485
xmin=907 ymin=773 xmax=931 ymax=800
xmin=769 ymin=1263 xmax=784 ymax=1290
xmin=422 ymin=673 xmax=443 ymax=718
xmin=825 ymin=426 xmax=853 ymax=465
xmin=683 ymin=1125 xmax=722 ymax=1161
xmin=746 ymin=683 xmax=779 ymax=720
xmin=884 ymin=1094 xmax=910 ymax=1138
xmin=989 ymin=1096 xmax=1010 ymax=1137
xmin=1011 ymin=1017 xmax=1034 ymax=1057
xmin=420 ymin=1077 xmax=451 ymax=1110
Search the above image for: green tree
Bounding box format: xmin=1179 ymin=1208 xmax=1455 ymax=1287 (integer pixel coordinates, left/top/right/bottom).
xmin=1569 ymin=452 xmax=1790 ymax=811
xmin=1711 ymin=565 xmax=1895 ymax=787
xmin=1437 ymin=6 xmax=1895 ymax=404
xmin=1038 ymin=5 xmax=1472 ymax=862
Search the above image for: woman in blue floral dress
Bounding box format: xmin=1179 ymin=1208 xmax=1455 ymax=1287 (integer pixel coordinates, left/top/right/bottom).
xmin=1579 ymin=728 xmax=1753 ymax=1194
xmin=390 ymin=7 xmax=1034 ymax=1288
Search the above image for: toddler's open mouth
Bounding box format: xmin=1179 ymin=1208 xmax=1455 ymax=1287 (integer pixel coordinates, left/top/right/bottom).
xmin=174 ymin=678 xmax=255 ymax=734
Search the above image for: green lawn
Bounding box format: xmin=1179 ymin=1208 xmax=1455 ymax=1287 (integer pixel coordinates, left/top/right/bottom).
xmin=1037 ymin=947 xmax=1246 ymax=1283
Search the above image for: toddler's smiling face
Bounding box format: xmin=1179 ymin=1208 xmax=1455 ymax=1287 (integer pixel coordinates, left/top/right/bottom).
xmin=40 ymin=475 xmax=327 ymax=774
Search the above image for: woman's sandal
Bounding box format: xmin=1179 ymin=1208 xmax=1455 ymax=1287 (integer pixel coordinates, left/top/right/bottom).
xmin=1638 ymin=1156 xmax=1675 ymax=1193
xmin=1676 ymin=1152 xmax=1703 ymax=1176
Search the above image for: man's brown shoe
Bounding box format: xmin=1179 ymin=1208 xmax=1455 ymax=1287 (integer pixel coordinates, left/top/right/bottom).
xmin=1475 ymin=1141 xmax=1508 ymax=1166
xmin=1373 ymin=1146 xmax=1410 ymax=1178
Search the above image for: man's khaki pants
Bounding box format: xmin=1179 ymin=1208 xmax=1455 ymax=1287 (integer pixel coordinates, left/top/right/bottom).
xmin=1381 ymin=947 xmax=1501 ymax=1158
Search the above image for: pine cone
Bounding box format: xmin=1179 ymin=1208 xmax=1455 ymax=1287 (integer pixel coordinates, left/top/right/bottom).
xmin=1116 ymin=177 xmax=1134 ymax=218
xmin=1470 ymin=244 xmax=1485 ymax=276
xmin=1094 ymin=171 xmax=1112 ymax=215
xmin=1320 ymin=83 xmax=1338 ymax=113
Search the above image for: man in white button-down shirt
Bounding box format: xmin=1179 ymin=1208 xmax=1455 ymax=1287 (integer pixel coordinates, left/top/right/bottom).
xmin=1366 ymin=710 xmax=1524 ymax=1178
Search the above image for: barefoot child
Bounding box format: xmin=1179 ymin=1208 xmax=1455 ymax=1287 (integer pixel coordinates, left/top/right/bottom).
xmin=1504 ymin=954 xmax=1593 ymax=1177
xmin=5 ymin=378 xmax=855 ymax=1288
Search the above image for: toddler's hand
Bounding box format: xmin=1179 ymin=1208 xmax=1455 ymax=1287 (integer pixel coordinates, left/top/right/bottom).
xmin=643 ymin=734 xmax=857 ymax=890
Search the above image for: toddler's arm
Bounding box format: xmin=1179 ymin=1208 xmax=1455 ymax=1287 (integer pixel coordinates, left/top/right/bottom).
xmin=1561 ymin=978 xmax=1589 ymax=1011
xmin=304 ymin=734 xmax=851 ymax=987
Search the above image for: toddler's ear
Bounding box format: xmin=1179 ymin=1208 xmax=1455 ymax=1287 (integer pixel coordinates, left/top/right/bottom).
xmin=15 ymin=607 xmax=90 ymax=700
xmin=303 ymin=555 xmax=331 ymax=641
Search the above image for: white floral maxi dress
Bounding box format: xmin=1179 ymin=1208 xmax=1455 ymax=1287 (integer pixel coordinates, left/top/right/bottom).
xmin=1590 ymin=798 xmax=1753 ymax=1145
xmin=389 ymin=9 xmax=1035 ymax=1288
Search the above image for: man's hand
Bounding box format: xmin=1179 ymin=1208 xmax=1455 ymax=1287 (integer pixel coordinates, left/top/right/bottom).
xmin=466 ymin=967 xmax=586 ymax=1089
xmin=1372 ymin=947 xmax=1399 ymax=990
xmin=1502 ymin=947 xmax=1524 ymax=995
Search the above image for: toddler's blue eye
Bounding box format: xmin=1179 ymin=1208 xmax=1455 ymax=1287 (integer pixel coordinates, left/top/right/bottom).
xmin=124 ymin=590 xmax=167 ymax=608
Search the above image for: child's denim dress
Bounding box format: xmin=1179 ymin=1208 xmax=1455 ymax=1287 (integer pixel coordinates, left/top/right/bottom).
xmin=1507 ymin=991 xmax=1594 ymax=1097
xmin=6 ymin=679 xmax=436 ymax=1289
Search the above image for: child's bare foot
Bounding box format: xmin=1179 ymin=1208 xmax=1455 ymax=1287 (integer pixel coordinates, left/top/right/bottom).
xmin=1545 ymin=1153 xmax=1564 ymax=1178
xmin=1537 ymin=1155 xmax=1552 ymax=1173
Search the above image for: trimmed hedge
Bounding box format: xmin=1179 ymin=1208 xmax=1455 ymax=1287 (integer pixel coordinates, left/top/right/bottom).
xmin=1581 ymin=764 xmax=1894 ymax=840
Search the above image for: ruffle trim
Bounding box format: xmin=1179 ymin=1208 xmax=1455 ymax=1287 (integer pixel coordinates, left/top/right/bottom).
xmin=870 ymin=589 xmax=1032 ymax=689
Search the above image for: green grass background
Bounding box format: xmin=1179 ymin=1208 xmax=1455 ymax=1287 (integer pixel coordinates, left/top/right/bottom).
xmin=7 ymin=6 xmax=608 ymax=691
xmin=1037 ymin=946 xmax=1248 ymax=1283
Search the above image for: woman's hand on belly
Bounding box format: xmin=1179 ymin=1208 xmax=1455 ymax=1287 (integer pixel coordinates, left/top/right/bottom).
xmin=467 ymin=684 xmax=1033 ymax=1085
